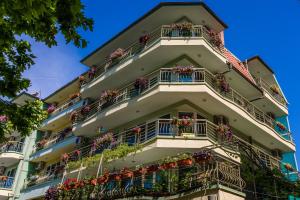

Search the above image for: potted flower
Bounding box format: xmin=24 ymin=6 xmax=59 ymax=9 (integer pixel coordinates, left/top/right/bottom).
xmin=160 ymin=156 xmax=178 ymax=170
xmin=80 ymin=105 xmax=91 ymax=115
xmin=69 ymin=111 xmax=78 ymax=122
xmin=100 ymin=89 xmax=119 ymax=108
xmin=146 ymin=164 xmax=160 ymax=173
xmin=36 ymin=139 xmax=47 ymax=150
xmin=178 ymin=116 xmax=193 ymax=134
xmin=172 ymin=66 xmax=194 ymax=74
xmin=284 ymin=163 xmax=293 ymax=171
xmin=109 ymin=173 xmax=121 ymax=182
xmin=47 ymin=104 xmax=56 ymax=114
xmin=69 ymin=92 xmax=81 ymax=100
xmin=134 ymin=77 xmax=148 ymax=92
xmin=139 ymin=34 xmax=150 ymax=45
xmin=94 ymin=132 xmax=114 ymax=147
xmin=171 ymin=22 xmax=193 ymax=36
xmin=79 ymin=75 xmax=85 ymax=85
xmin=109 ymin=48 xmax=125 ymax=62
xmin=88 ymin=66 xmax=97 ymax=79
xmin=193 ymin=151 xmax=212 ymax=164
xmin=270 ymin=85 xmax=280 ymax=94
xmin=177 ymin=153 xmax=193 ymax=167
xmin=134 ymin=166 xmax=147 ymax=176
xmin=61 ymin=153 xmax=69 ymax=164
xmin=121 ymin=168 xmax=134 ymax=179
xmin=132 ymin=127 xmax=141 ymax=135
xmin=276 ymin=121 xmax=286 ymax=131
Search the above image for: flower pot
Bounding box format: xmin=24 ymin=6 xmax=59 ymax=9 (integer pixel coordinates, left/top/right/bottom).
xmin=177 ymin=158 xmax=193 ymax=167
xmin=160 ymin=162 xmax=177 ymax=170
xmin=147 ymin=164 xmax=159 ymax=173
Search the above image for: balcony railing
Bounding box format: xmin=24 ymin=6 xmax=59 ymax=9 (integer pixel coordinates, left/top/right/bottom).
xmin=0 ymin=176 xmax=14 ymax=189
xmin=48 ymin=96 xmax=82 ymax=117
xmin=0 ymin=141 xmax=23 ymax=154
xmin=256 ymin=78 xmax=287 ymax=107
xmin=25 ymin=168 xmax=64 ymax=188
xmin=32 ymin=128 xmax=73 ymax=154
xmin=73 ymin=68 xmax=293 ymax=143
xmin=80 ymin=24 xmax=224 ymax=86
xmin=83 ymin=160 xmax=245 ymax=199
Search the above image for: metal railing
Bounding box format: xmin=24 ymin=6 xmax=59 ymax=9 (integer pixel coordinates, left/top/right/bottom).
xmin=32 ymin=128 xmax=74 ymax=154
xmin=73 ymin=68 xmax=293 ymax=143
xmin=69 ymin=160 xmax=244 ymax=200
xmin=0 ymin=176 xmax=14 ymax=189
xmin=80 ymin=24 xmax=224 ymax=87
xmin=25 ymin=168 xmax=64 ymax=188
xmin=256 ymin=78 xmax=287 ymax=107
xmin=48 ymin=96 xmax=82 ymax=117
xmin=0 ymin=141 xmax=23 ymax=154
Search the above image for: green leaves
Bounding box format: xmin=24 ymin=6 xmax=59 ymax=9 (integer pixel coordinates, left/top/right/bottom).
xmin=0 ymin=0 xmax=93 ymax=139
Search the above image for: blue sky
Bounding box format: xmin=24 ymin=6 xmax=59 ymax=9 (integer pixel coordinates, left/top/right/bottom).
xmin=24 ymin=0 xmax=300 ymax=162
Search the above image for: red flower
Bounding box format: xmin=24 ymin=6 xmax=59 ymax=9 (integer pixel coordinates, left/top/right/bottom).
xmin=90 ymin=178 xmax=97 ymax=186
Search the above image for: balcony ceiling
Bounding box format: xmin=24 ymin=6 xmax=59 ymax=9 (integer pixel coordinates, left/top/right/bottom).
xmin=82 ymin=2 xmax=227 ymax=67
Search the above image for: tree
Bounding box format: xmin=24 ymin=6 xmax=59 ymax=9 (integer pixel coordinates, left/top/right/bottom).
xmin=0 ymin=0 xmax=93 ymax=140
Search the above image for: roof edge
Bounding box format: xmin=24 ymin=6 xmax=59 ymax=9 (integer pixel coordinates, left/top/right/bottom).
xmin=80 ymin=2 xmax=228 ymax=64
xmin=247 ymin=55 xmax=274 ymax=74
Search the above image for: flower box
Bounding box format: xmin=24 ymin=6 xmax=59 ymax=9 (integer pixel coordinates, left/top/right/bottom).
xmin=69 ymin=93 xmax=81 ymax=100
xmin=177 ymin=158 xmax=193 ymax=167
xmin=172 ymin=66 xmax=194 ymax=74
xmin=160 ymin=162 xmax=177 ymax=170
xmin=146 ymin=164 xmax=159 ymax=173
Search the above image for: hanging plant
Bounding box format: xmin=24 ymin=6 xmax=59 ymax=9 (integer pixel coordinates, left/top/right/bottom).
xmin=172 ymin=65 xmax=194 ymax=74
xmin=47 ymin=104 xmax=56 ymax=114
xmin=177 ymin=153 xmax=193 ymax=167
xmin=139 ymin=34 xmax=150 ymax=45
xmin=276 ymin=121 xmax=286 ymax=131
xmin=270 ymin=85 xmax=280 ymax=94
xmin=134 ymin=77 xmax=148 ymax=90
xmin=132 ymin=127 xmax=141 ymax=135
xmin=109 ymin=48 xmax=125 ymax=61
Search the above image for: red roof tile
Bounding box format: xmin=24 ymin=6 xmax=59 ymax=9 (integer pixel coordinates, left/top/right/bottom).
xmin=223 ymin=49 xmax=256 ymax=84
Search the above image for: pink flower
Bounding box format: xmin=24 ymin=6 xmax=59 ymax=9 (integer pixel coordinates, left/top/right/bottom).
xmin=0 ymin=115 xmax=8 ymax=123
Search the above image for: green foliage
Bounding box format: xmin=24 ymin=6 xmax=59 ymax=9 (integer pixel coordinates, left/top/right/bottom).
xmin=0 ymin=100 xmax=47 ymax=141
xmin=0 ymin=0 xmax=93 ymax=139
xmin=67 ymin=144 xmax=140 ymax=171
xmin=240 ymin=154 xmax=300 ymax=198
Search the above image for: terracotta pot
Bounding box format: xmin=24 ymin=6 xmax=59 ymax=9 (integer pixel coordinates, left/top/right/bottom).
xmin=177 ymin=158 xmax=193 ymax=167
xmin=161 ymin=162 xmax=177 ymax=170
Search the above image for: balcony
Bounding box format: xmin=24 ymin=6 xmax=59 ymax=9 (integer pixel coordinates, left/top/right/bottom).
xmin=256 ymin=78 xmax=288 ymax=114
xmin=21 ymin=171 xmax=62 ymax=200
xmin=79 ymin=24 xmax=227 ymax=98
xmin=30 ymin=132 xmax=78 ymax=162
xmin=72 ymin=68 xmax=294 ymax=151
xmin=42 ymin=97 xmax=87 ymax=130
xmin=0 ymin=177 xmax=14 ymax=198
xmin=0 ymin=141 xmax=24 ymax=167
